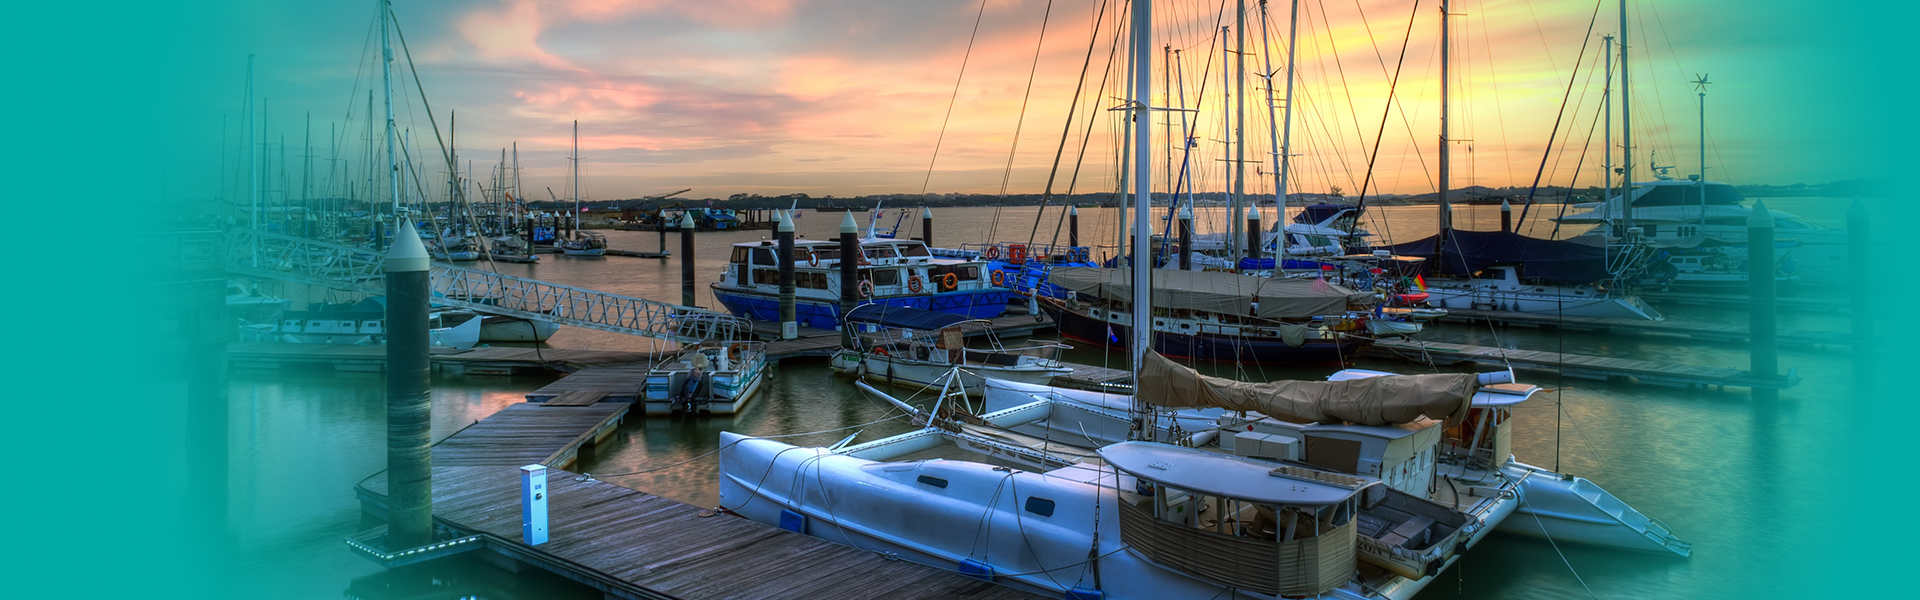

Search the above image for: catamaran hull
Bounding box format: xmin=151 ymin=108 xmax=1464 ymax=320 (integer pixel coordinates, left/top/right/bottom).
xmin=1498 ymin=462 xmax=1691 ymax=557
xmin=717 ymin=433 xmax=1426 ymax=600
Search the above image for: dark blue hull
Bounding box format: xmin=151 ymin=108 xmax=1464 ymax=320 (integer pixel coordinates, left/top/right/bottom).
xmin=713 ymin=288 xmax=1012 ymax=330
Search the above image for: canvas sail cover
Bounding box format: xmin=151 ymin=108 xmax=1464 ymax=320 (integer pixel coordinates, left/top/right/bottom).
xmin=1381 ymin=230 xmax=1612 ymax=283
xmin=1137 ymin=351 xmax=1476 ymax=426
xmin=1048 ymin=267 xmax=1373 ymax=318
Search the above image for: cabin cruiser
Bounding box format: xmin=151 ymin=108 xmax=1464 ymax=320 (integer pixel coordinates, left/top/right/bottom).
xmin=831 ymin=304 xmax=1072 ymax=394
xmin=1555 ymin=179 xmax=1846 ymax=282
xmin=711 ymin=237 xmax=1012 ymax=330
xmin=559 ymin=231 xmax=608 ymax=256
xmin=1420 ymin=265 xmax=1662 ymax=320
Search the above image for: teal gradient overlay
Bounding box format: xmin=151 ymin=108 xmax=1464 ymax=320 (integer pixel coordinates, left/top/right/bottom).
xmin=9 ymin=1 xmax=1914 ymax=599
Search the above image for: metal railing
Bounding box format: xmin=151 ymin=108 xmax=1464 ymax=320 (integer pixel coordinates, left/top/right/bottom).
xmin=223 ymin=228 xmax=722 ymax=343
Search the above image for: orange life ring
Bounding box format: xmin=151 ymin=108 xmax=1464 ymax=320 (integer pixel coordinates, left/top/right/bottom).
xmin=808 ymin=252 xmax=819 ymax=267
xmin=858 ymin=279 xmax=875 ymax=297
xmin=983 ymin=246 xmax=1000 ymax=260
xmin=908 ymin=275 xmax=924 ymax=293
xmin=1007 ymin=244 xmax=1028 ymax=264
xmin=939 ymin=273 xmax=959 ymax=291
xmin=991 ymin=270 xmax=1005 ymax=286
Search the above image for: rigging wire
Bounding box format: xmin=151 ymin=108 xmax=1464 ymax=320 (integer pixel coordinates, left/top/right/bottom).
xmin=916 ymin=0 xmax=991 ymax=203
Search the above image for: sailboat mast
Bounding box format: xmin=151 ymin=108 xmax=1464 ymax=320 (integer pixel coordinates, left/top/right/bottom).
xmin=572 ymin=120 xmax=581 ymax=235
xmin=1619 ymin=0 xmax=1634 ymax=236
xmin=1259 ymin=0 xmax=1299 ymax=258
xmin=1603 ymin=35 xmax=1613 ymax=229
xmin=1233 ymin=0 xmax=1248 ymax=261
xmin=1437 ymin=0 xmax=1451 ymax=241
xmin=1129 ymin=0 xmax=1154 ymax=392
xmin=378 ymin=0 xmax=401 ymax=232
xmin=245 ymin=55 xmax=257 ymax=265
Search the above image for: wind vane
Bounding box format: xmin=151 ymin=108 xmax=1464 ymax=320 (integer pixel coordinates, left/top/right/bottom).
xmin=1691 ymin=73 xmax=1711 ymax=94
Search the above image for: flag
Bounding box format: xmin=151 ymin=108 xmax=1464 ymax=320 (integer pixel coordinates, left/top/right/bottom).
xmin=1413 ymin=274 xmax=1428 ymax=292
xmin=1106 ymin=325 xmax=1119 ymax=344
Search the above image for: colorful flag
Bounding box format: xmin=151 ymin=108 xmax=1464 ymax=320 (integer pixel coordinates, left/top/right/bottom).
xmin=1413 ymin=274 xmax=1428 ymax=291
xmin=1106 ymin=325 xmax=1119 ymax=344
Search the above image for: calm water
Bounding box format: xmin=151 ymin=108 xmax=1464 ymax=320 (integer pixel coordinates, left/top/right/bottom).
xmin=225 ymin=198 xmax=1880 ymax=598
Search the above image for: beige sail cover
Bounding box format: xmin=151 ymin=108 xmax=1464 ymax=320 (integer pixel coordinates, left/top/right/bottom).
xmin=1047 ymin=267 xmax=1370 ymax=318
xmin=1137 ymin=352 xmax=1476 ymax=426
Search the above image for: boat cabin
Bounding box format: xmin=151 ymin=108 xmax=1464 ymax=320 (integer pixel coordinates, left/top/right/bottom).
xmin=1099 ymin=442 xmax=1369 ymax=597
xmin=842 ymin=304 xmax=1067 ymax=369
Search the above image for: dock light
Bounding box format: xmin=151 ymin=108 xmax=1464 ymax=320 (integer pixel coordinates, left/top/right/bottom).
xmin=522 ymin=464 xmax=549 ymax=545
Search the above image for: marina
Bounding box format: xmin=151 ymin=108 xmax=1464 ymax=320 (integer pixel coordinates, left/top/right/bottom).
xmin=129 ymin=0 xmax=1901 ymax=597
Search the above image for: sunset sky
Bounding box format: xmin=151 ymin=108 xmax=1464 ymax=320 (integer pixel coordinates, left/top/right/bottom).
xmin=201 ymin=0 xmax=1893 ymax=202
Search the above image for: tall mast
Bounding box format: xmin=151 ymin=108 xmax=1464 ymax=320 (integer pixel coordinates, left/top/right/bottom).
xmin=1603 ymin=35 xmax=1614 ymax=228
xmin=1258 ymin=0 xmax=1299 ymax=257
xmin=572 ymin=120 xmax=581 ymax=234
xmin=1220 ymin=25 xmax=1235 ymax=256
xmin=245 ymin=55 xmax=257 ymax=265
xmin=379 ymin=0 xmax=401 ymax=232
xmin=302 ymin=112 xmax=312 ymax=236
xmin=1437 ymin=0 xmax=1451 ymax=241
xmin=1619 ymin=0 xmax=1633 ymax=236
xmin=1129 ymin=0 xmax=1154 ymax=393
xmin=513 ymin=142 xmax=522 ymax=228
xmin=1232 ymin=0 xmax=1248 ymax=260
xmin=1693 ymin=74 xmax=1709 ymax=229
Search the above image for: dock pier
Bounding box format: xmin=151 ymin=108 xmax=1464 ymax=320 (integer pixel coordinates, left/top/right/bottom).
xmin=349 ymin=394 xmax=1038 ymax=600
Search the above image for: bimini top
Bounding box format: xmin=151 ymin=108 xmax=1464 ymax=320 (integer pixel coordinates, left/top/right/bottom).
xmin=845 ymin=304 xmax=970 ymax=330
xmin=1098 ymin=441 xmax=1373 ymax=506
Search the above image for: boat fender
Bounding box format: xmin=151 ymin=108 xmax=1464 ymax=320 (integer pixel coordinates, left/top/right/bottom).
xmin=858 ymin=279 xmax=875 ymax=297
xmin=908 ymin=274 xmax=924 ymax=293
xmin=939 ymin=273 xmax=959 ymax=291
xmin=914 ymin=345 xmax=930 ymax=361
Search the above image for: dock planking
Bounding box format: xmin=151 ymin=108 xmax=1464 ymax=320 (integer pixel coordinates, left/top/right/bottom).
xmin=526 ymin=366 xmax=654 ymax=403
xmin=1435 ymin=308 xmax=1859 ymax=347
xmin=433 ymin=402 xmax=628 ymax=469
xmin=356 ymin=469 xmax=1039 ymax=599
xmin=1050 ymin=362 xmax=1134 ymax=392
xmin=1368 ymin=339 xmax=1800 ymax=389
xmin=228 ymin=341 xmax=661 ymax=373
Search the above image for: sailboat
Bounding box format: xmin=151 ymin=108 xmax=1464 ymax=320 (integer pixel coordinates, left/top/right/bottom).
xmin=557 ymin=121 xmax=607 ymax=257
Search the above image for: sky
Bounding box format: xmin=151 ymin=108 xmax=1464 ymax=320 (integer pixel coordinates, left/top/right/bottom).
xmin=186 ymin=0 xmax=1903 ymax=203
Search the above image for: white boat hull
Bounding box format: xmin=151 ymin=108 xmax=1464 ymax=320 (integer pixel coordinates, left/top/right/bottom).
xmin=1498 ymin=462 xmax=1691 ymax=557
xmin=477 ymin=315 xmax=561 ymax=342
xmin=1424 ymin=286 xmax=1662 ymax=320
xmin=829 ymin=351 xmax=1069 ymax=394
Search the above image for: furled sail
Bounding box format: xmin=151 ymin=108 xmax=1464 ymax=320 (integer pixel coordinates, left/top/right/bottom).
xmin=1136 ymin=351 xmax=1476 ymax=426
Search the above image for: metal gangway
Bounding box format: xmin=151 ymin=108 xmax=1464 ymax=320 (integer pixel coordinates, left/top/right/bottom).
xmin=222 ymin=228 xmax=725 ymax=343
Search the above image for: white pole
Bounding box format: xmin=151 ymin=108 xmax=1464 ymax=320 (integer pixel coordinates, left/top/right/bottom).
xmin=1130 ymin=0 xmax=1154 ymax=385
xmin=379 ymin=0 xmax=401 ymax=233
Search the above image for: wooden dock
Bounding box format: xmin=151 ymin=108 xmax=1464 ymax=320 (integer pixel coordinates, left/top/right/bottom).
xmin=1366 ymin=339 xmax=1800 ymax=390
xmin=350 ymin=397 xmax=1039 ymax=600
xmin=526 ymin=366 xmax=654 ymax=403
xmin=355 ymin=466 xmax=1037 ymax=600
xmin=434 ymin=402 xmax=630 ymax=470
xmin=1436 ymin=308 xmax=1859 ymax=347
xmin=1051 ymin=362 xmax=1134 ymax=392
xmin=607 ymin=248 xmax=670 ymax=259
xmin=1640 ymin=290 xmax=1849 ymax=312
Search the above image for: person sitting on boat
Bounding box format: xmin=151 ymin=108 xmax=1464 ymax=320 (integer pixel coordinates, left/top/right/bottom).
xmin=678 ymin=366 xmax=706 ymax=412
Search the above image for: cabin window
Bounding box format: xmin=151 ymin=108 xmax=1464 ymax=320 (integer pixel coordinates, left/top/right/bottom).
xmin=1642 ymin=224 xmax=1658 ymax=237
xmin=899 ymin=244 xmax=931 ymax=257
xmin=809 ymin=272 xmax=827 ymax=289
xmin=730 ymin=247 xmax=749 ymax=263
xmin=1024 ymin=497 xmax=1056 ymax=517
xmin=752 ymin=248 xmax=777 ymax=266
xmin=864 ymin=247 xmax=895 ymax=260
xmin=916 ymin=475 xmax=949 ymax=489
xmin=872 ymin=269 xmax=901 ymax=286
xmin=811 ymin=248 xmax=841 ymax=261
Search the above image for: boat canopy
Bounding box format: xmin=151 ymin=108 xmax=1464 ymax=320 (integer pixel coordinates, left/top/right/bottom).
xmin=1381 ymin=230 xmax=1612 ymax=283
xmin=1098 ymin=441 xmax=1371 ymax=506
xmin=1137 ymin=351 xmax=1477 ymax=426
xmin=844 ymin=304 xmax=970 ymax=330
xmin=1048 ymin=267 xmax=1374 ymax=318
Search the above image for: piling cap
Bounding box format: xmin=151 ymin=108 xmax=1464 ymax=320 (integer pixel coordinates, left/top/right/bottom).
xmin=386 ymin=220 xmax=430 ymax=272
xmin=839 ymin=211 xmax=858 ymax=233
xmin=1179 ymin=205 xmax=1194 ymax=220
xmin=1849 ymin=198 xmax=1868 ymax=221
xmin=1501 ymin=199 xmax=1512 ymax=211
xmin=1747 ymin=199 xmax=1773 ymax=229
xmin=922 ymin=206 xmax=934 ymax=219
xmin=777 ymin=209 xmax=793 ymax=232
xmin=1070 ymin=205 xmax=1080 ymax=216
xmin=1247 ymin=204 xmax=1262 ymax=220
xmin=680 ymin=211 xmax=697 ymax=228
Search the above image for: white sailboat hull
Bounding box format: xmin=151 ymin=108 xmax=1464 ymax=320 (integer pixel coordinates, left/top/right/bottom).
xmin=477 ymin=315 xmax=561 ymax=342
xmin=829 ymin=352 xmax=1069 ymax=395
xmin=1423 ymin=286 xmax=1662 ymax=320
